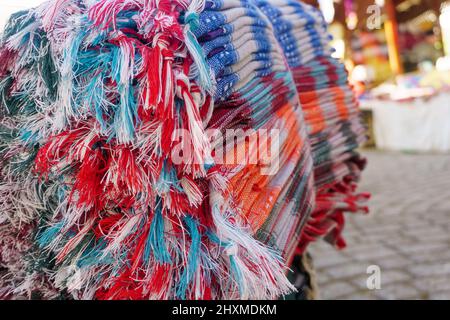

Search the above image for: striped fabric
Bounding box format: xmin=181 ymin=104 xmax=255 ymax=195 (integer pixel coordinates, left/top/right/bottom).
xmin=0 ymin=0 xmax=367 ymax=300
xmin=258 ymin=0 xmax=370 ymax=251
xmin=195 ymin=0 xmax=316 ymax=262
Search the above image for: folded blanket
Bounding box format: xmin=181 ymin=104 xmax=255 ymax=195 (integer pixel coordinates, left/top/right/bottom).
xmin=258 ymin=0 xmax=369 ymax=251
xmin=0 ymin=0 xmax=367 ymax=300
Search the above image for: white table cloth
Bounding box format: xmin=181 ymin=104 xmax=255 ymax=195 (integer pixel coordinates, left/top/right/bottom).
xmin=362 ymin=92 xmax=450 ymax=152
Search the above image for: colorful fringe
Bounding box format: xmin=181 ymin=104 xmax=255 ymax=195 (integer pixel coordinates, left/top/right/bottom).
xmin=0 ymin=0 xmax=368 ymax=300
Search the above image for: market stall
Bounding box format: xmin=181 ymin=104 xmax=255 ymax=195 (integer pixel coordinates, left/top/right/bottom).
xmin=360 ymin=68 xmax=450 ymax=152
xmin=362 ymin=91 xmax=450 ymax=152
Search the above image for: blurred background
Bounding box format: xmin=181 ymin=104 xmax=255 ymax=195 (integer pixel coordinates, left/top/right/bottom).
xmin=1 ymin=0 xmax=450 ymax=300
xmin=304 ymin=0 xmax=450 ymax=300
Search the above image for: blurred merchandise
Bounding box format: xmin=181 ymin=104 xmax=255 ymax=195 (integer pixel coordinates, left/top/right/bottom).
xmin=367 ymin=68 xmax=450 ymax=102
xmin=440 ymin=1 xmax=450 ymax=55
xmin=351 ymin=31 xmax=393 ymax=84
xmin=360 ymin=65 xmax=450 ymax=152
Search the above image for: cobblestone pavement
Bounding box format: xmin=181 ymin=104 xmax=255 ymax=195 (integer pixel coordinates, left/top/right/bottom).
xmin=310 ymin=150 xmax=450 ymax=300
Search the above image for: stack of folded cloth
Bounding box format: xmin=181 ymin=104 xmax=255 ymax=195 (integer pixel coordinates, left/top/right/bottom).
xmin=194 ymin=0 xmax=317 ymax=267
xmin=253 ymin=0 xmax=369 ymax=251
xmin=0 ymin=0 xmax=367 ymax=300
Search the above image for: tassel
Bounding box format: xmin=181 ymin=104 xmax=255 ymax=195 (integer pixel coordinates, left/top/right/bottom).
xmin=183 ymin=0 xmax=215 ymax=93
xmin=110 ymin=32 xmax=139 ymax=144
xmin=139 ymin=45 xmax=162 ymax=111
xmin=103 ymin=146 xmax=145 ymax=204
xmin=176 ymin=216 xmax=201 ymax=299
xmin=176 ymin=73 xmax=212 ymax=177
xmin=71 ymin=147 xmax=107 ymax=211
xmin=55 ymin=29 xmax=87 ymax=128
xmin=146 ymin=201 xmax=172 ymax=264
xmin=101 ymin=213 xmax=143 ymax=259
xmin=38 ymin=0 xmax=73 ymax=32
xmin=180 ymin=176 xmax=203 ymax=207
xmin=55 ymin=217 xmax=96 ymax=263
xmin=209 ymin=190 xmax=296 ymax=299
xmin=88 ymin=0 xmax=142 ymax=30
xmin=158 ymin=47 xmax=176 ymax=155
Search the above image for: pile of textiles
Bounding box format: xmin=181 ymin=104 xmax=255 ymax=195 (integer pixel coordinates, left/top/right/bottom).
xmin=252 ymin=0 xmax=370 ymax=252
xmin=0 ymin=0 xmax=368 ymax=300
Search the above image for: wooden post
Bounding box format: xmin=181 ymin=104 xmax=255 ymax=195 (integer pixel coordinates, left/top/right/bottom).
xmin=384 ymin=0 xmax=404 ymax=75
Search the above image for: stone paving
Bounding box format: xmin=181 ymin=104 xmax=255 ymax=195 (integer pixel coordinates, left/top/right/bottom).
xmin=310 ymin=150 xmax=450 ymax=300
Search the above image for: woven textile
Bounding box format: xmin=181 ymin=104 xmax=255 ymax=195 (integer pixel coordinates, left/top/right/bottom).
xmin=253 ymin=0 xmax=369 ymax=251
xmin=0 ymin=0 xmax=367 ymax=300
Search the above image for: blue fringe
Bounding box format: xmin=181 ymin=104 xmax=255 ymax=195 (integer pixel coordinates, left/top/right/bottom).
xmin=176 ymin=216 xmax=201 ymax=299
xmin=37 ymin=221 xmax=64 ymax=248
xmin=144 ymin=201 xmax=172 ymax=265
